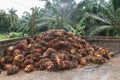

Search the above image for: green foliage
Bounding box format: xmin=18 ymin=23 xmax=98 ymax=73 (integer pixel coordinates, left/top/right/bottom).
xmin=63 ymin=18 xmax=85 ymax=36
xmin=0 ymin=32 xmax=27 ymax=41
xmin=15 ymin=7 xmax=46 ymax=35
xmin=0 ymin=10 xmax=11 ymax=33
xmin=8 ymin=8 xmax=18 ymax=31
xmin=40 ymin=0 xmax=77 ymax=29
xmin=116 ymin=33 xmax=120 ymax=36
xmin=0 ymin=8 xmax=18 ymax=33
xmin=1 ymin=0 xmax=120 ymax=37
xmin=14 ymin=0 xmax=109 ymax=36
xmin=112 ymin=0 xmax=120 ymax=11
xmin=63 ymin=23 xmax=75 ymax=33
xmin=89 ymin=25 xmax=114 ymax=36
xmin=9 ymin=32 xmax=23 ymax=38
xmin=84 ymin=0 xmax=120 ymax=36
xmin=0 ymin=34 xmax=9 ymax=41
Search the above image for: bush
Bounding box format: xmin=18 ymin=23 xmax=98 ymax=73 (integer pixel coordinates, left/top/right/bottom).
xmin=9 ymin=32 xmax=23 ymax=38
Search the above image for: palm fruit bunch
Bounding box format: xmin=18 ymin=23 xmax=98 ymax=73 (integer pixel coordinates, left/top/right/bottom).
xmin=0 ymin=29 xmax=114 ymax=75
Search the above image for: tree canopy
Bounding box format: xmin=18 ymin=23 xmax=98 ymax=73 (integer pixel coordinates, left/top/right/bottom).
xmin=1 ymin=0 xmax=120 ymax=37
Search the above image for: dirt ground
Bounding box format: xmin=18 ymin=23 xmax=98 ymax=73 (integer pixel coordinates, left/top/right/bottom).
xmin=0 ymin=54 xmax=120 ymax=80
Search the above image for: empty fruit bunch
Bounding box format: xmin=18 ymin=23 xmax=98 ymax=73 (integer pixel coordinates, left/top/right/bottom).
xmin=0 ymin=29 xmax=114 ymax=75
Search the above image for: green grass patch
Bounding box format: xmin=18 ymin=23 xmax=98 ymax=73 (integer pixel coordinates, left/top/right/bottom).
xmin=0 ymin=32 xmax=28 ymax=41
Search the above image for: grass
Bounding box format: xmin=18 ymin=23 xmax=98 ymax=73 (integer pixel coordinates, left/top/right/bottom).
xmin=0 ymin=32 xmax=28 ymax=41
xmin=0 ymin=34 xmax=10 ymax=41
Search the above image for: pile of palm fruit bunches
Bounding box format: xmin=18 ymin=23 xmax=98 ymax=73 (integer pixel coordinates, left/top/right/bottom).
xmin=0 ymin=29 xmax=114 ymax=75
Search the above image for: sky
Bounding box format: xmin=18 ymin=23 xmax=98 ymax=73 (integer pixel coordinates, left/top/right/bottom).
xmin=0 ymin=0 xmax=81 ymax=18
xmin=0 ymin=0 xmax=45 ymax=17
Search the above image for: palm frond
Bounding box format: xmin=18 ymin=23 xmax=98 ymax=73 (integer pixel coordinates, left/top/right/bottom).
xmin=89 ymin=25 xmax=114 ymax=36
xmin=63 ymin=23 xmax=75 ymax=33
xmin=85 ymin=13 xmax=111 ymax=24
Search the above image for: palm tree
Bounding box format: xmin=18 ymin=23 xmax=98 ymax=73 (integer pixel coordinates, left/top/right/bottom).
xmin=15 ymin=7 xmax=46 ymax=35
xmin=8 ymin=8 xmax=18 ymax=32
xmin=85 ymin=0 xmax=120 ymax=36
xmin=40 ymin=0 xmax=77 ymax=29
xmin=0 ymin=10 xmax=11 ymax=33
